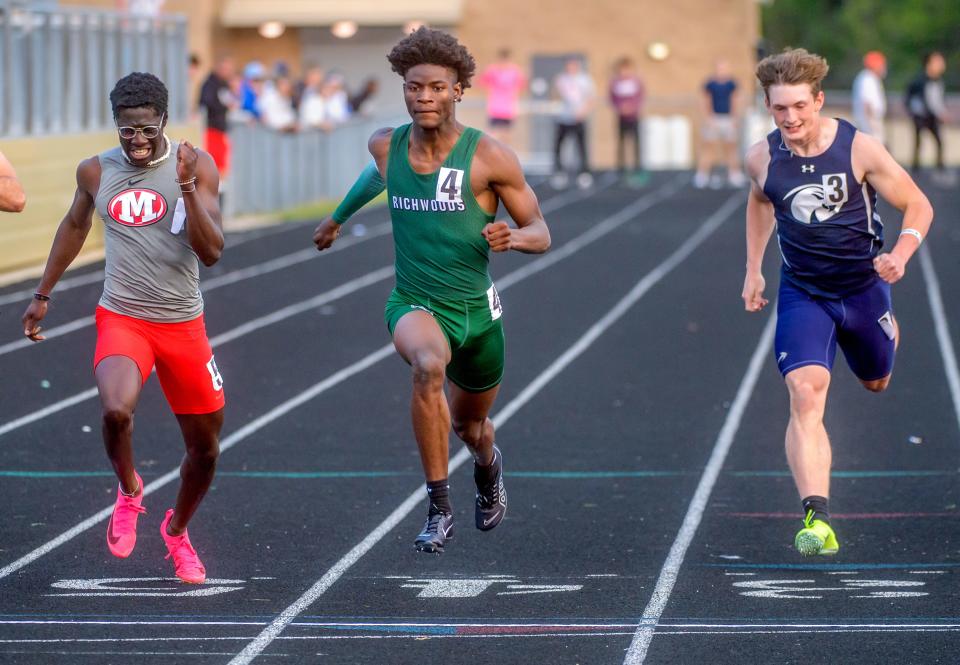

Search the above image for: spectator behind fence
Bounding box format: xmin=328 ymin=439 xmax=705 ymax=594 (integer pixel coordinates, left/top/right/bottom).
xmin=609 ymin=56 xmax=646 ymax=179
xmin=552 ymin=57 xmax=596 ymax=189
xmin=852 ymin=51 xmax=887 ymax=144
xmin=198 ymin=55 xmax=237 ymax=181
xmin=321 ymin=74 xmax=351 ymax=125
xmin=299 ymin=71 xmax=332 ymax=131
xmin=478 ymin=48 xmax=527 ymax=146
xmin=0 ymin=150 xmax=26 ymax=213
xmin=906 ymin=51 xmax=949 ymax=173
xmin=295 ymin=65 xmax=325 ymax=110
xmin=240 ymin=61 xmax=266 ymax=121
xmin=348 ymin=78 xmax=380 ymax=115
xmin=695 ymin=58 xmax=746 ymax=189
xmin=259 ymin=76 xmax=298 ymax=132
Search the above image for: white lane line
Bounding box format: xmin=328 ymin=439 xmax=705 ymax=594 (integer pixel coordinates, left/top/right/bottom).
xmin=0 ymin=178 xmax=672 ymax=579
xmin=0 ymin=226 xmax=392 ymax=358
xmin=621 ymin=312 xmax=776 ymax=664
xmin=0 ymin=272 xmax=104 ymax=307
xmin=918 ymin=245 xmax=960 ymax=438
xmin=0 ymin=268 xmax=395 ymax=441
xmin=0 ymin=177 xmax=607 ymax=354
xmin=0 ymin=177 xmax=662 ymax=441
xmin=227 ymin=192 xmax=742 ymax=665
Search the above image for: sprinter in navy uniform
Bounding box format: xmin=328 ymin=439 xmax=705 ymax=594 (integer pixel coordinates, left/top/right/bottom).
xmin=741 ymin=49 xmax=933 ymax=556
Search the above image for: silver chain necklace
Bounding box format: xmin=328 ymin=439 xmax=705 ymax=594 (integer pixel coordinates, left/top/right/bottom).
xmin=121 ymin=134 xmax=172 ymax=168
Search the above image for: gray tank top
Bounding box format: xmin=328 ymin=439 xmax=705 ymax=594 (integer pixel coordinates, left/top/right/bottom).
xmin=95 ymin=143 xmax=203 ymax=322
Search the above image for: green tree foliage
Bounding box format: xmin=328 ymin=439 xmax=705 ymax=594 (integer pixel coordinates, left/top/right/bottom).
xmin=761 ymin=0 xmax=959 ymax=90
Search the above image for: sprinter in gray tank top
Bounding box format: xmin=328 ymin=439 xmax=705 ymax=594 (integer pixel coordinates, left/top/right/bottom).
xmin=21 ymin=73 xmax=225 ymax=583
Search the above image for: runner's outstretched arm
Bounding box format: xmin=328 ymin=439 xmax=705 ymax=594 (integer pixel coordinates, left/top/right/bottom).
xmin=852 ymin=132 xmax=933 ymax=284
xmin=314 ymin=129 xmax=392 ymax=251
xmin=482 ymin=139 xmax=550 ymax=254
xmin=743 ymin=141 xmax=775 ymax=312
xmin=177 ymin=142 xmax=223 ymax=266
xmin=22 ymin=158 xmax=100 ymax=341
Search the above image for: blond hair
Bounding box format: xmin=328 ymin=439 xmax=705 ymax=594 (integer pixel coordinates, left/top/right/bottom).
xmin=756 ymin=48 xmax=829 ymax=98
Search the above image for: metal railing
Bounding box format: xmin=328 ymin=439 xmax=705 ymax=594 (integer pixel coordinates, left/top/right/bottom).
xmin=0 ymin=3 xmax=187 ymax=137
xmin=225 ymin=117 xmax=405 ymax=218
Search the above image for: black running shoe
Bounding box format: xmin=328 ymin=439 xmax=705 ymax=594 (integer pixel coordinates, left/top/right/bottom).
xmin=414 ymin=512 xmax=454 ymax=553
xmin=475 ymin=445 xmax=507 ymax=531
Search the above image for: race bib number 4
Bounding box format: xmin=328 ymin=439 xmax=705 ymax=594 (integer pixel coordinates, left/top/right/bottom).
xmin=436 ymin=167 xmax=464 ymax=203
xmin=487 ymin=284 xmax=503 ymax=321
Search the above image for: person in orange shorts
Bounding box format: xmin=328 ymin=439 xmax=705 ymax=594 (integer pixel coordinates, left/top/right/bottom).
xmin=21 ymin=72 xmax=225 ymax=584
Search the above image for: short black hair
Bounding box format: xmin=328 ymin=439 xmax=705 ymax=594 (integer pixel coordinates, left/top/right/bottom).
xmin=386 ymin=27 xmax=476 ymax=89
xmin=109 ymin=72 xmax=168 ymax=119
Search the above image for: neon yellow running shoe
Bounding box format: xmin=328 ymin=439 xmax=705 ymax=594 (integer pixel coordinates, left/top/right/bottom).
xmin=794 ymin=510 xmax=839 ymax=556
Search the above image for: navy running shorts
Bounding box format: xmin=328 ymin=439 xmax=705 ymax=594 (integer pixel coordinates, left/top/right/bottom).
xmin=774 ymin=277 xmax=896 ymax=381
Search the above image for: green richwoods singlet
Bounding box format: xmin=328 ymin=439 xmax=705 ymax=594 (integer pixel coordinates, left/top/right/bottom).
xmin=386 ymin=123 xmax=496 ymax=300
xmin=384 ymin=123 xmax=505 ymax=392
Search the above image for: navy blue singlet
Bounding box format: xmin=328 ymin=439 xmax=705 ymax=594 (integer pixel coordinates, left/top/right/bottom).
xmin=763 ymin=118 xmax=883 ymax=298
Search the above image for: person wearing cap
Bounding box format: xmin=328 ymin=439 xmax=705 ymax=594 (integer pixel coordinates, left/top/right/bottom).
xmin=852 ymin=51 xmax=887 ymax=144
xmin=241 ymin=61 xmax=266 ymax=121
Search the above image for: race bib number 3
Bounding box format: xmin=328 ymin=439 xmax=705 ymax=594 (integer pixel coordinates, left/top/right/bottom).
xmin=822 ymin=173 xmax=848 ymax=207
xmin=436 ymin=167 xmax=464 ymax=203
xmin=487 ymin=284 xmax=503 ymax=321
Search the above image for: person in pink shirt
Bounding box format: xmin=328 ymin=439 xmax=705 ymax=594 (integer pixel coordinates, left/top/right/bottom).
xmin=609 ymin=56 xmax=646 ymax=181
xmin=478 ymin=48 xmax=527 ymax=145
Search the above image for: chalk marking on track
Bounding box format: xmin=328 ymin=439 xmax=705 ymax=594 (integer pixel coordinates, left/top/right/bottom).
xmin=227 ymin=191 xmax=741 ymax=665
xmin=0 ymin=177 xmax=673 ymax=581
xmin=622 ymin=311 xmax=777 ymax=664
xmin=918 ymin=245 xmax=960 ymax=438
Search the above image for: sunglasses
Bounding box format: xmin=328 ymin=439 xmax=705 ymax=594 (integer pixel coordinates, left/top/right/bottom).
xmin=117 ymin=113 xmax=165 ymax=140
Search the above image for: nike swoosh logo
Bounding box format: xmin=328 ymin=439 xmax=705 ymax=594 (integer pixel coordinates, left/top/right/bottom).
xmin=107 ymin=514 xmax=121 ymax=545
xmin=128 ymin=177 xmax=146 ymax=186
xmin=483 ymin=512 xmax=501 ymax=527
xmin=443 ymin=524 xmax=453 ymax=537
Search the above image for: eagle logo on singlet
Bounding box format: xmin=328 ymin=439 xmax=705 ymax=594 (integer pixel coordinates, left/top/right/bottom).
xmin=108 ymin=188 xmax=168 ymax=227
xmin=783 ymin=173 xmax=849 ymax=224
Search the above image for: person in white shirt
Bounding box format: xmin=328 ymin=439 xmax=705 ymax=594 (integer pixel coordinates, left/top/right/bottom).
xmin=258 ymin=77 xmax=297 ymax=132
xmin=552 ymin=57 xmax=596 ymax=189
xmin=852 ymin=51 xmax=887 ymax=144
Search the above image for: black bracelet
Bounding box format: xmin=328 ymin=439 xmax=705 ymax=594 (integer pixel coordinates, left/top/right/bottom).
xmin=33 ymin=292 xmax=50 ymax=302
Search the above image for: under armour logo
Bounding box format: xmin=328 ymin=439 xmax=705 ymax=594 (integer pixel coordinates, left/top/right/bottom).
xmin=801 ymin=165 xmax=815 ymax=173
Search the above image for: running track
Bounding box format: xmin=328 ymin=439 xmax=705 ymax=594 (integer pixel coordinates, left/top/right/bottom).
xmin=0 ymin=171 xmax=958 ymax=664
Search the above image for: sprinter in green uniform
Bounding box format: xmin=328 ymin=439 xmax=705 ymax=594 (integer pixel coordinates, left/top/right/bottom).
xmin=314 ymin=27 xmax=551 ymax=553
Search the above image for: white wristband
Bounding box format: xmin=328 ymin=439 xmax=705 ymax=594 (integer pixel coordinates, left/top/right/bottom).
xmin=899 ymin=228 xmax=923 ymax=245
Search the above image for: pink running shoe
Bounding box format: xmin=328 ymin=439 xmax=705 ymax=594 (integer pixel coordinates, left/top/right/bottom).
xmin=160 ymin=509 xmax=206 ymax=584
xmin=106 ymin=472 xmax=146 ymax=558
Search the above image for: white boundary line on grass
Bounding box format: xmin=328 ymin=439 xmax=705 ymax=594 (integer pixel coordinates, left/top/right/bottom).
xmin=227 ymin=192 xmax=742 ymax=665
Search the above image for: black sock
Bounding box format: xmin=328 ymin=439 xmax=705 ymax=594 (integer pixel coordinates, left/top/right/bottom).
xmin=426 ymin=479 xmax=451 ymax=516
xmin=801 ymin=495 xmax=830 ymax=524
xmin=474 ymin=446 xmax=499 ymax=485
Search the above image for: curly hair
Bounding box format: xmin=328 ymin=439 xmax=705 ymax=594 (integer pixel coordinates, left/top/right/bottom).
xmin=109 ymin=72 xmax=168 ymax=119
xmin=386 ymin=27 xmax=476 ymax=89
xmin=756 ymin=48 xmax=829 ymax=98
